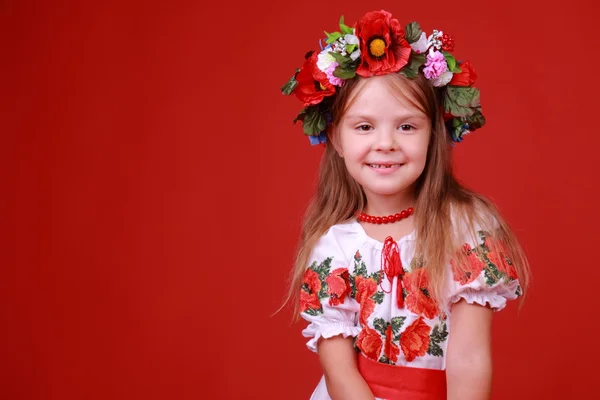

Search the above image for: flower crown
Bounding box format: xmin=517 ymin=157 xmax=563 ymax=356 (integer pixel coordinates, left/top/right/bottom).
xmin=281 ymin=10 xmax=485 ymax=145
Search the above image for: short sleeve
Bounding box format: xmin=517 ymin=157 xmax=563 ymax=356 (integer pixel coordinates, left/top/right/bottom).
xmin=446 ymin=220 xmax=522 ymax=312
xmin=299 ymin=229 xmax=361 ymax=353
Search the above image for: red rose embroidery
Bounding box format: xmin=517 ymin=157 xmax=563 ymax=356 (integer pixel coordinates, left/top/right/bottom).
xmin=403 ymin=268 xmax=439 ymax=319
xmin=356 ymin=326 xmax=383 ymax=361
xmin=355 ymin=275 xmax=377 ymax=325
xmin=325 ymin=268 xmax=351 ymax=306
xmin=355 ymin=10 xmax=411 ymax=77
xmin=449 ymin=60 xmax=477 ymax=87
xmin=300 ymin=268 xmax=322 ymax=312
xmin=383 ymin=325 xmax=400 ymax=363
xmin=450 ymin=243 xmax=486 ymax=285
xmin=485 ymin=238 xmax=518 ymax=280
xmin=400 ymin=317 xmax=431 ymax=362
xmin=294 ymin=51 xmax=336 ymax=107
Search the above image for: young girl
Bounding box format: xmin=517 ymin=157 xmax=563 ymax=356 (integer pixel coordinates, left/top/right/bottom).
xmin=281 ymin=10 xmax=530 ymax=400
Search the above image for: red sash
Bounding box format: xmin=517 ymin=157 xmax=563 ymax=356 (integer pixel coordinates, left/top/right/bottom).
xmin=358 ymin=354 xmax=447 ymax=400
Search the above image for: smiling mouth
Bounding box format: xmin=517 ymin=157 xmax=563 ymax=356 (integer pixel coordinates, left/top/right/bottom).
xmin=367 ymin=163 xmax=403 ymax=169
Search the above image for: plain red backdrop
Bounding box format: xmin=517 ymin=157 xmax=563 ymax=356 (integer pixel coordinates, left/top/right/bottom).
xmin=2 ymin=0 xmax=599 ymax=399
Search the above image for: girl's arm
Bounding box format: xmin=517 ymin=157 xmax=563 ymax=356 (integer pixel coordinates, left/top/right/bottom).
xmin=318 ymin=335 xmax=375 ymax=400
xmin=446 ymin=299 xmax=494 ymax=400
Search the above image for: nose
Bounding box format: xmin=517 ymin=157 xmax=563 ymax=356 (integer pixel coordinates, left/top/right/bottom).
xmin=374 ymin=126 xmax=397 ymax=152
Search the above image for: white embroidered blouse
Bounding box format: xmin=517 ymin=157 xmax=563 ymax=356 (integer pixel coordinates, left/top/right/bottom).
xmin=299 ymin=218 xmax=521 ymax=399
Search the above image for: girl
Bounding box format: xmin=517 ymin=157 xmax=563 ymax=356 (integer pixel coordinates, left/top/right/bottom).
xmin=281 ymin=10 xmax=530 ymax=400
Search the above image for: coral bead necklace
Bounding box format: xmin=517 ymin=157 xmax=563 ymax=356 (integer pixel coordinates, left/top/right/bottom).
xmin=356 ymin=207 xmax=414 ymax=224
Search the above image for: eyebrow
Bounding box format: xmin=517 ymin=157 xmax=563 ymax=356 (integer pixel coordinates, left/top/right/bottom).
xmin=344 ymin=113 xmax=427 ymax=121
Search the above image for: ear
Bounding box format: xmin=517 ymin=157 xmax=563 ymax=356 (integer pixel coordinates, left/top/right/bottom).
xmin=328 ymin=126 xmax=344 ymax=158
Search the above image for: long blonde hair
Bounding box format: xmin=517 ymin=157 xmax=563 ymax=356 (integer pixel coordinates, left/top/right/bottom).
xmin=284 ymin=73 xmax=530 ymax=318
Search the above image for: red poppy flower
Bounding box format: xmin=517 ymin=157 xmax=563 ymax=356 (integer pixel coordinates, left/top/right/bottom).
xmin=355 ymin=275 xmax=377 ymax=325
xmin=450 ymin=243 xmax=486 ymax=285
xmin=355 ymin=10 xmax=411 ymax=77
xmin=300 ymin=268 xmax=322 ymax=312
xmin=403 ymin=268 xmax=439 ymax=319
xmin=400 ymin=317 xmax=431 ymax=362
xmin=485 ymin=238 xmax=518 ymax=279
xmin=383 ymin=325 xmax=400 ymax=363
xmin=449 ymin=60 xmax=477 ymax=87
xmin=326 ymin=268 xmax=351 ymax=306
xmin=294 ymin=51 xmax=336 ymax=107
xmin=356 ymin=326 xmax=383 ymax=361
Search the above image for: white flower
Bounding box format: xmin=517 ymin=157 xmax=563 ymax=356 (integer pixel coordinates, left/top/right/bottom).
xmin=428 ymin=29 xmax=443 ymax=50
xmin=317 ymin=50 xmax=336 ymax=73
xmin=350 ymin=48 xmax=361 ymax=61
xmin=410 ymin=32 xmax=429 ymax=54
xmin=344 ymin=33 xmax=359 ymax=45
xmin=432 ymin=71 xmax=453 ymax=87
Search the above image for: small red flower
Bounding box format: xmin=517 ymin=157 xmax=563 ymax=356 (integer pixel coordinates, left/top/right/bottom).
xmin=450 ymin=243 xmax=486 ymax=285
xmin=325 ymin=268 xmax=351 ymax=306
xmin=485 ymin=238 xmax=518 ymax=279
xmin=355 ymin=275 xmax=377 ymax=325
xmin=294 ymin=51 xmax=336 ymax=107
xmin=441 ymin=33 xmax=455 ymax=52
xmin=449 ymin=60 xmax=477 ymax=87
xmin=400 ymin=317 xmax=431 ymax=362
xmin=300 ymin=268 xmax=322 ymax=312
xmin=383 ymin=325 xmax=400 ymax=363
xmin=403 ymin=268 xmax=439 ymax=319
xmin=355 ymin=10 xmax=411 ymax=77
xmin=356 ymin=326 xmax=383 ymax=361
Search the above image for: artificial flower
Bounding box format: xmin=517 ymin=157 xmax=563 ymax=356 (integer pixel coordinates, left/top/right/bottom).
xmin=450 ymin=60 xmax=477 ymax=86
xmin=410 ymin=32 xmax=429 ymax=54
xmin=432 ymin=71 xmax=453 ymax=87
xmin=294 ymin=51 xmax=336 ymax=107
xmin=423 ymin=48 xmax=448 ymax=81
xmin=355 ymin=10 xmax=411 ymax=77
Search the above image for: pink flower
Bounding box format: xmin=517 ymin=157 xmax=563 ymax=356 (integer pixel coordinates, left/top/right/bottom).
xmin=423 ymin=49 xmax=448 ymax=81
xmin=325 ymin=62 xmax=343 ymax=87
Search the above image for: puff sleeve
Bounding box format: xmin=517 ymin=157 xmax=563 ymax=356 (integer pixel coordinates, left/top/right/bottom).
xmin=300 ymin=229 xmax=361 ymax=353
xmin=447 ymin=225 xmax=522 ymax=312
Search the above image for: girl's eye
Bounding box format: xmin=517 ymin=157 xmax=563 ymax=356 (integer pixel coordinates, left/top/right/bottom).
xmin=399 ymin=124 xmax=414 ymax=132
xmin=356 ymin=125 xmax=372 ymax=132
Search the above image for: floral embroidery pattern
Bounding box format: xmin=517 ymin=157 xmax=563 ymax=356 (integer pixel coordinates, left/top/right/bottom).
xmin=325 ymin=268 xmax=351 ymax=306
xmin=350 ymin=251 xmax=384 ymax=325
xmin=300 ymin=257 xmax=351 ymax=315
xmin=402 ymin=267 xmax=439 ymax=319
xmin=355 ymin=326 xmax=382 ymax=361
xmin=427 ymin=319 xmax=449 ymax=357
xmin=399 ymin=316 xmax=432 ymax=362
xmin=451 ymin=231 xmax=520 ymax=295
xmin=373 ymin=317 xmax=405 ymax=364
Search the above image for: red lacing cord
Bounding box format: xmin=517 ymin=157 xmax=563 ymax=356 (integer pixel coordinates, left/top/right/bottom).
xmin=380 ymin=236 xmax=405 ymax=308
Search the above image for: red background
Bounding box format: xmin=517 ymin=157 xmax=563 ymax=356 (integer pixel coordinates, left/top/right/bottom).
xmin=3 ymin=0 xmax=599 ymax=399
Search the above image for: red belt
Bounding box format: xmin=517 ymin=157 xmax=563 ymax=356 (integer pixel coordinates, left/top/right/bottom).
xmin=358 ymin=354 xmax=447 ymax=400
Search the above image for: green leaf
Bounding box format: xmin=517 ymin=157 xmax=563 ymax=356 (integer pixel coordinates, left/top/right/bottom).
xmin=372 ymin=291 xmax=384 ymax=304
xmin=371 ymin=270 xmax=383 ymax=285
xmin=304 ymin=307 xmax=323 ymax=316
xmin=345 ymin=43 xmax=357 ymax=54
xmin=333 ymin=66 xmax=356 ymax=79
xmin=373 ymin=318 xmax=387 ymax=335
xmin=339 ymin=15 xmax=353 ymax=35
xmin=399 ymin=67 xmax=418 ymax=79
xmin=298 ymin=106 xmax=328 ymax=136
xmin=405 ymin=21 xmax=423 ymax=44
xmin=328 ymin=51 xmax=352 ymax=67
xmin=400 ymin=53 xmax=426 ymax=79
xmin=325 ymin=31 xmax=342 ymax=44
xmin=443 ymin=52 xmax=457 ymax=73
xmin=444 ymin=87 xmax=481 ymax=117
xmin=427 ymin=340 xmax=443 ymax=356
xmin=379 ymin=355 xmax=394 ymax=365
xmin=281 ymin=69 xmax=300 ymax=95
xmin=391 ymin=316 xmax=406 ymax=333
xmin=354 ymin=259 xmax=367 ymax=276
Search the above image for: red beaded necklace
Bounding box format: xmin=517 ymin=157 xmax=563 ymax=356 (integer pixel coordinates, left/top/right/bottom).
xmin=357 ymin=207 xmax=414 ymax=224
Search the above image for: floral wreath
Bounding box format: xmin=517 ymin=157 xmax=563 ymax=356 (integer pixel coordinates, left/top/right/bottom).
xmin=281 ymin=10 xmax=485 ymax=145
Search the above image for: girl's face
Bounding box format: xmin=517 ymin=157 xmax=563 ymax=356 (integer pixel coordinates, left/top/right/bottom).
xmin=335 ymin=75 xmax=431 ymax=201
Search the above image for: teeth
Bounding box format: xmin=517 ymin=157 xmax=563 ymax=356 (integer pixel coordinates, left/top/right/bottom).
xmin=368 ymin=164 xmax=400 ymax=169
